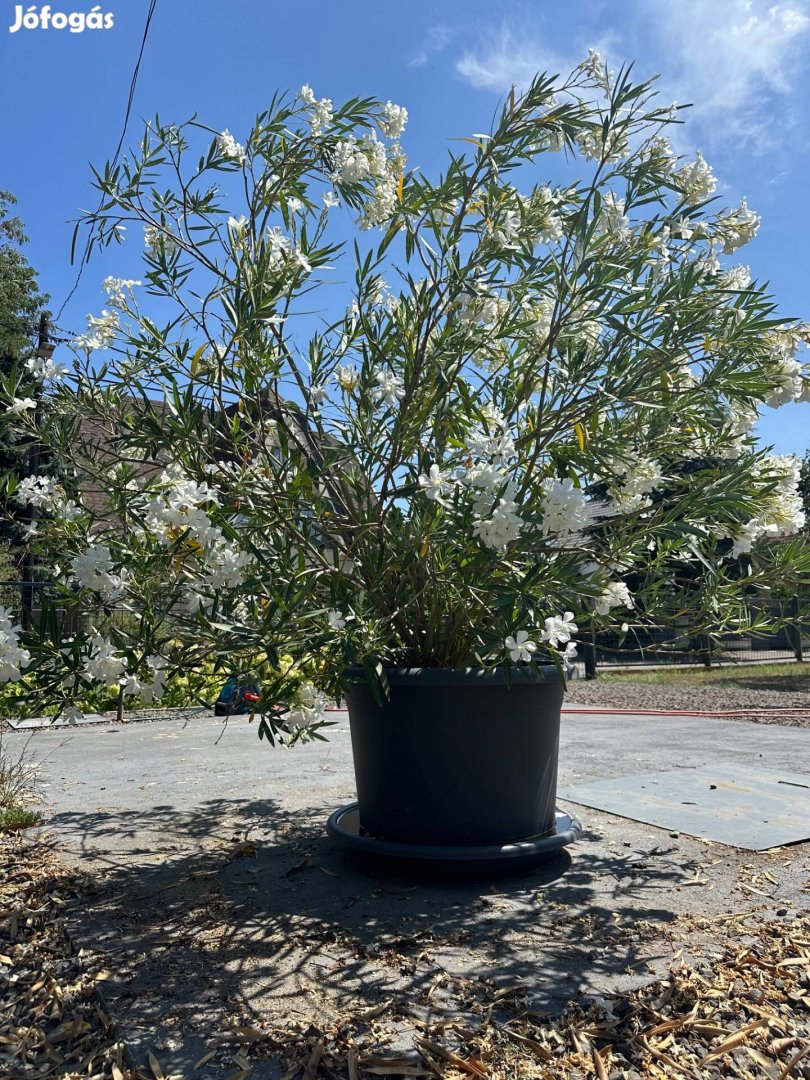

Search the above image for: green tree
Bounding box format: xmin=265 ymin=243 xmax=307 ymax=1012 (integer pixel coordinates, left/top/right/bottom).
xmin=799 ymin=451 xmax=810 ymax=525
xmin=0 ymin=190 xmax=49 ymax=553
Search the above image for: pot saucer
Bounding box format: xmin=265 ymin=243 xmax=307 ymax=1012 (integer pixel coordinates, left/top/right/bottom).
xmin=326 ymin=803 xmax=581 ymax=877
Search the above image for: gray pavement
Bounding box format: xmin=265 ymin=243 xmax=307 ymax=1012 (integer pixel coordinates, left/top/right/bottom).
xmin=6 ymin=709 xmax=810 ymax=1078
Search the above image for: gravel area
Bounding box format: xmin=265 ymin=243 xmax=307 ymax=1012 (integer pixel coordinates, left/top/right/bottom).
xmin=568 ymin=671 xmax=810 ymax=726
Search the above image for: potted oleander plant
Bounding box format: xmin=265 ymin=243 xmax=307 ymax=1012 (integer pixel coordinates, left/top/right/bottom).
xmin=2 ymin=56 xmax=809 ymax=851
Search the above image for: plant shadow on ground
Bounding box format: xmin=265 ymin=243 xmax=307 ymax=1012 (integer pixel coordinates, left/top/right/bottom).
xmin=39 ymin=797 xmax=706 ymax=1076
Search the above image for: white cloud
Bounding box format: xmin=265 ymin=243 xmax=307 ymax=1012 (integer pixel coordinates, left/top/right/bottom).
xmin=453 ymin=2 xmax=810 ymax=152
xmin=409 ymin=25 xmax=455 ymax=69
xmin=643 ymin=1 xmax=810 ymax=150
xmin=456 ymin=24 xmax=564 ymax=91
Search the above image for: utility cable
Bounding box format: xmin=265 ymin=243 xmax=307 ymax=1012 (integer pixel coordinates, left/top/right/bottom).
xmin=55 ymin=0 xmax=159 ymax=322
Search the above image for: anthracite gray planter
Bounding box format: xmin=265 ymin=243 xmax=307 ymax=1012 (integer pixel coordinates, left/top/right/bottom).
xmin=343 ymin=666 xmax=565 ymax=846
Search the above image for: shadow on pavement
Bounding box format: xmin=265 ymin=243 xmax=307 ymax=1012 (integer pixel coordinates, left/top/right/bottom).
xmin=38 ymin=795 xmax=699 ymax=1076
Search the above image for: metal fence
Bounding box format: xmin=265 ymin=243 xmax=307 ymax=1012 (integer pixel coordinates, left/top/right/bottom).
xmin=4 ymin=581 xmax=808 ymax=676
xmin=580 ymin=597 xmax=809 ymax=676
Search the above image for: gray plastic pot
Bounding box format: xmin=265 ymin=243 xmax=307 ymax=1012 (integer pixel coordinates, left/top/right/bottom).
xmin=343 ymin=666 xmax=564 ymax=846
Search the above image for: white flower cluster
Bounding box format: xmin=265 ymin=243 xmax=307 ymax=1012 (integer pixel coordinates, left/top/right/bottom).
xmin=15 ymin=474 xmax=58 ymax=508
xmin=601 ymin=191 xmax=630 ymax=243
xmin=217 ymin=129 xmax=246 ymax=164
xmin=716 ymin=402 xmax=758 ymax=460
xmin=508 ymin=613 xmax=578 ymax=664
xmin=331 ymin=125 xmax=405 ymax=230
xmin=523 ymin=186 xmax=564 ymax=244
xmin=640 ymin=136 xmax=677 ymax=175
xmin=82 ymin=634 xmax=127 ymax=688
xmin=542 ymin=611 xmax=578 ymax=651
xmin=122 ymin=654 xmax=168 ymax=702
xmin=473 ymin=498 xmax=523 ymax=550
xmin=102 ymin=276 xmax=141 ymax=309
xmin=582 ymin=49 xmax=613 ymax=93
xmin=263 ymin=226 xmax=311 ymax=278
xmin=457 ymin=279 xmax=511 ymax=330
xmin=715 ymin=198 xmax=760 ymax=255
xmin=74 ymin=309 xmax=119 ymax=352
xmin=595 ymin=581 xmax=633 ymax=616
xmin=14 ymin=474 xmax=81 ymax=521
xmin=729 ymin=455 xmax=806 ymax=557
xmin=26 ymin=355 xmax=67 ymax=381
xmin=283 ymin=682 xmax=330 ymax=732
xmin=539 ymin=478 xmax=588 ymax=537
xmin=145 ymin=466 xmax=250 ymax=590
xmin=70 ymin=544 xmax=128 ymax=601
xmin=610 ymin=458 xmax=663 ymax=513
xmin=0 ymin=607 xmax=30 ymax=683
xmin=300 ymin=84 xmax=333 ymax=137
xmin=675 ymin=152 xmax=717 ymax=205
xmin=576 ymin=126 xmax=628 ymax=164
xmin=5 ymin=397 xmax=36 ymax=416
xmin=144 ymin=223 xmax=179 ymax=257
xmin=379 ymin=101 xmax=408 ymax=139
xmin=505 ymin=613 xmax=578 ymax=663
xmin=764 ymin=328 xmax=810 ymax=408
xmin=334 ymin=364 xmax=359 ymax=392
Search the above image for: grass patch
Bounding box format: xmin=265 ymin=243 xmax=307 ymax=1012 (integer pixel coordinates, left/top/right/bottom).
xmin=0 ymin=804 xmax=41 ymax=831
xmin=0 ymin=730 xmax=41 ymax=832
xmin=600 ymin=661 xmax=810 ymax=685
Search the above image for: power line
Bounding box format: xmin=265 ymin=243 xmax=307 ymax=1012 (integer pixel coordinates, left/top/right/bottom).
xmin=55 ymin=0 xmax=159 ymax=322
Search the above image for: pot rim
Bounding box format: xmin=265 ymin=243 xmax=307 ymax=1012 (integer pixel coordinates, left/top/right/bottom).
xmin=343 ymin=665 xmax=562 ymax=686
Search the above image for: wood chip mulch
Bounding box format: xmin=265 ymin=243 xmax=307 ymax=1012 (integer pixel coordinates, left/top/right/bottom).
xmin=2 ymin=829 xmax=809 ymax=1079
xmin=0 ymin=831 xmax=145 ymax=1079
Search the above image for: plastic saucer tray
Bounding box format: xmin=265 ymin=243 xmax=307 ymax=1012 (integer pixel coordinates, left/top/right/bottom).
xmin=327 ymin=803 xmax=581 ymax=875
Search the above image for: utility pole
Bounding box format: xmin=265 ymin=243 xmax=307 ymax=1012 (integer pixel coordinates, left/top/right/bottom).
xmin=20 ymin=312 xmax=49 ymax=630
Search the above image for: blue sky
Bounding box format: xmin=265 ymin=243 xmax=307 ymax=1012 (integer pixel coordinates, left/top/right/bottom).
xmin=2 ymin=0 xmax=809 ymax=453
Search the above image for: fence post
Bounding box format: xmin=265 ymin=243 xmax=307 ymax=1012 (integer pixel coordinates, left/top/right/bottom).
xmin=584 ymin=627 xmax=598 ymax=679
xmin=792 ymin=596 xmax=804 ymax=663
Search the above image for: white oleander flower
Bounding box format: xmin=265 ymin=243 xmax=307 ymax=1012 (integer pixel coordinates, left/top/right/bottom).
xmin=6 ymin=397 xmax=36 ymax=415
xmin=62 ymin=705 xmax=84 ymax=725
xmin=82 ymin=634 xmax=127 ymax=688
xmin=334 ymin=365 xmax=359 ymax=392
xmin=379 ymin=101 xmax=408 ymax=139
xmin=26 ymin=355 xmax=67 ymax=381
xmin=0 ymin=606 xmax=30 ymax=683
xmin=75 ymin=309 xmax=119 ymax=352
xmin=676 ymin=151 xmax=717 ymax=204
xmin=323 ymin=190 xmax=340 ymax=209
xmin=601 ymin=191 xmax=630 ymax=242
xmin=327 ymin=610 xmax=346 ymax=630
xmin=217 ymin=129 xmax=246 ymax=164
xmin=505 ymin=630 xmax=537 ymax=663
xmin=540 ymin=478 xmax=588 ymax=537
xmin=491 ymin=208 xmax=521 ymax=247
xmin=716 ymin=198 xmax=760 ymax=254
xmin=284 ymin=682 xmax=330 ymax=732
xmin=70 ymin=545 xmax=128 ymax=600
xmin=202 ymin=539 xmax=251 ymax=590
xmin=541 ymin=612 xmax=578 ymax=648
xmin=418 ymin=463 xmax=453 ymax=504
xmin=473 ymin=499 xmax=523 ymax=550
xmin=309 ymin=384 xmax=329 ymax=406
xmin=14 ymin=475 xmax=58 ymax=508
xmin=595 ymin=581 xmax=634 ymax=616
xmin=611 ymin=459 xmax=663 ymax=512
xmin=143 ymin=223 xmax=178 ymax=257
xmin=300 ymin=85 xmax=334 ymax=136
xmin=371 ymin=370 xmax=405 ymax=406
xmin=102 ymin=276 xmax=141 ymax=308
